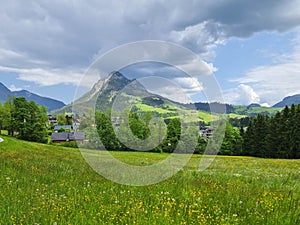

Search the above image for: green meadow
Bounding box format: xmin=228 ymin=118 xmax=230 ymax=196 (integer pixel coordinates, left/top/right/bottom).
xmin=0 ymin=136 xmax=299 ymax=225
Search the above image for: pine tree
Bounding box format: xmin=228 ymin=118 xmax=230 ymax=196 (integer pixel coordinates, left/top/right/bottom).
xmin=289 ymin=104 xmax=300 ymax=158
xmin=243 ymin=119 xmax=255 ymax=156
xmin=266 ymin=112 xmax=282 ymax=158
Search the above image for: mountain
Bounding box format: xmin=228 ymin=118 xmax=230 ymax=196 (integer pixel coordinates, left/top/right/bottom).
xmin=78 ymin=71 xmax=133 ymax=110
xmin=55 ymin=71 xmax=283 ymax=118
xmin=247 ymin=103 xmax=261 ymax=108
xmin=0 ymin=82 xmax=11 ymax=103
xmin=273 ymin=94 xmax=300 ymax=107
xmin=0 ymin=82 xmax=65 ymax=111
xmin=56 ymin=71 xmax=179 ymax=115
xmin=52 ymin=70 xmax=289 ymax=120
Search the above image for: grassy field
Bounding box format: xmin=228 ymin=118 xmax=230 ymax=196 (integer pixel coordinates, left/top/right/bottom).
xmin=233 ymin=106 xmax=282 ymax=116
xmin=0 ymin=136 xmax=299 ymax=225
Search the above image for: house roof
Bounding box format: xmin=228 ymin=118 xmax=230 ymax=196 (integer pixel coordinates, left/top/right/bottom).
xmin=54 ymin=125 xmax=72 ymax=130
xmin=51 ymin=132 xmax=68 ymax=141
xmin=69 ymin=132 xmax=85 ymax=140
xmin=51 ymin=132 xmax=85 ymax=141
xmin=48 ymin=115 xmax=57 ymax=120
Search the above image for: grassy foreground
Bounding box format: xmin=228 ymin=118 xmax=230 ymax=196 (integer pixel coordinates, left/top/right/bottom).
xmin=0 ymin=136 xmax=299 ymax=225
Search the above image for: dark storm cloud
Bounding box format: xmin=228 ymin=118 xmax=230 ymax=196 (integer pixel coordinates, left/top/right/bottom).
xmin=0 ymin=0 xmax=300 ymax=86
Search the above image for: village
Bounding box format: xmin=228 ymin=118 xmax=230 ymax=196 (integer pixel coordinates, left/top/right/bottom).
xmin=47 ymin=113 xmax=214 ymax=146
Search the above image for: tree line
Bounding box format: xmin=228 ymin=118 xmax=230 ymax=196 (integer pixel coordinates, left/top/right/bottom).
xmin=242 ymin=104 xmax=300 ymax=159
xmin=1 ymin=97 xmax=299 ymax=159
xmin=85 ymin=110 xmax=242 ymax=155
xmin=89 ymin=105 xmax=300 ymax=159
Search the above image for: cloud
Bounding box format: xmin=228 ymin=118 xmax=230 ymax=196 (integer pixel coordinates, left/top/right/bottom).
xmin=170 ymin=21 xmax=226 ymax=56
xmin=152 ymin=85 xmax=192 ymax=103
xmin=0 ymin=65 xmax=83 ymax=86
xmin=1 ymin=1 xmax=300 ymax=64
xmin=9 ymin=84 xmax=22 ymax=92
xmin=231 ymin=34 xmax=300 ymax=105
xmin=173 ymin=77 xmax=203 ymax=93
xmin=1 ymin=0 xmax=300 ymax=94
xmin=224 ymin=84 xmax=260 ymax=105
xmin=136 ymin=76 xmax=198 ymax=103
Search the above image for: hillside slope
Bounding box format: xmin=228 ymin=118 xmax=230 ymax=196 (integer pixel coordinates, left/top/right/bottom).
xmin=273 ymin=94 xmax=300 ymax=107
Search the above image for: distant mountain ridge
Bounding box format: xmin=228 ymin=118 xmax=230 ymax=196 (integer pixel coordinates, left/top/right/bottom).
xmin=273 ymin=94 xmax=300 ymax=107
xmin=0 ymin=82 xmax=65 ymax=111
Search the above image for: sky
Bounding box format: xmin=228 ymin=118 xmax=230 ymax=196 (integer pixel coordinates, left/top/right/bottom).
xmin=1 ymin=0 xmax=300 ymax=106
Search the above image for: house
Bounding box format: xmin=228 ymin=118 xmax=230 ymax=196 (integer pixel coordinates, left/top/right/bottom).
xmin=199 ymin=126 xmax=214 ymax=139
xmin=69 ymin=132 xmax=85 ymax=143
xmin=51 ymin=132 xmax=85 ymax=144
xmin=51 ymin=132 xmax=68 ymax=143
xmin=48 ymin=114 xmax=57 ymax=122
xmin=111 ymin=116 xmax=124 ymax=131
xmin=47 ymin=114 xmax=58 ymax=127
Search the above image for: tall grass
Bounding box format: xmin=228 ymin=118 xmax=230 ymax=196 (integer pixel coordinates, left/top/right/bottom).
xmin=0 ymin=136 xmax=299 ymax=224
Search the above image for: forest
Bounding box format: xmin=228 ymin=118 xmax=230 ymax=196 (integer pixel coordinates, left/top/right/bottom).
xmin=242 ymin=104 xmax=300 ymax=159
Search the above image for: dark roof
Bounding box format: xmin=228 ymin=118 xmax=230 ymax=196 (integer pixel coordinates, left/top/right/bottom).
xmin=51 ymin=132 xmax=68 ymax=141
xmin=69 ymin=132 xmax=85 ymax=141
xmin=51 ymin=132 xmax=85 ymax=141
xmin=54 ymin=125 xmax=72 ymax=130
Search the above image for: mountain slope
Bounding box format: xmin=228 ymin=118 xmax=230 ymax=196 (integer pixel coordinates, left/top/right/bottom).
xmin=57 ymin=71 xmax=158 ymax=114
xmin=0 ymin=82 xmax=11 ymax=103
xmin=0 ymin=82 xmax=65 ymax=111
xmin=273 ymin=94 xmax=300 ymax=107
xmin=54 ymin=71 xmax=284 ymax=118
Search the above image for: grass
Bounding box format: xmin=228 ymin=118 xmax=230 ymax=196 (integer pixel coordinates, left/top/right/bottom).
xmin=227 ymin=113 xmax=247 ymax=119
xmin=233 ymin=106 xmax=282 ymax=116
xmin=198 ymin=111 xmax=218 ymax=123
xmin=135 ymin=103 xmax=173 ymax=114
xmin=0 ymin=135 xmax=299 ymax=224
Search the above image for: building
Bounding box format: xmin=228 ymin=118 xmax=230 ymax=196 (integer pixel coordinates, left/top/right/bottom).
xmin=47 ymin=114 xmax=58 ymax=127
xmin=199 ymin=126 xmax=214 ymax=139
xmin=51 ymin=132 xmax=85 ymax=144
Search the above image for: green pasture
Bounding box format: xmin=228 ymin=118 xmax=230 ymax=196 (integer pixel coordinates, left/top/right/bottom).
xmin=0 ymin=136 xmax=299 ymax=224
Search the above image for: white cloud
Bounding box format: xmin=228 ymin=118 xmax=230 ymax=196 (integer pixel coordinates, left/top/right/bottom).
xmin=173 ymin=77 xmax=203 ymax=93
xmin=0 ymin=48 xmax=23 ymax=60
xmin=9 ymin=84 xmax=22 ymax=92
xmin=136 ymin=76 xmax=196 ymax=103
xmin=0 ymin=66 xmax=83 ymax=86
xmin=153 ymin=85 xmax=192 ymax=103
xmin=170 ymin=21 xmax=226 ymax=59
xmin=231 ymin=34 xmax=300 ymax=105
xmin=224 ymin=84 xmax=260 ymax=105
